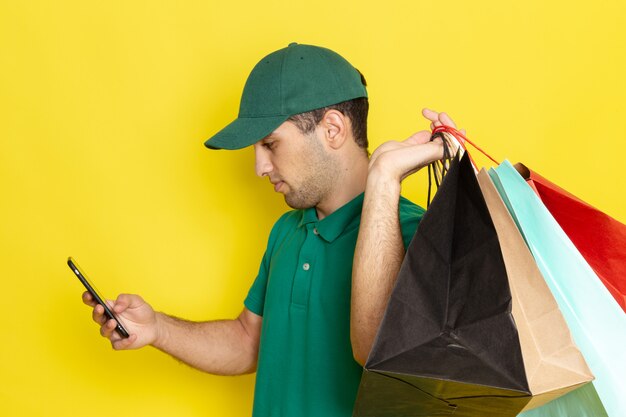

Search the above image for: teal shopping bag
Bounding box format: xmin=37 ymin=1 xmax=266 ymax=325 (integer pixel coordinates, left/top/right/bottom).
xmin=519 ymin=383 xmax=607 ymax=417
xmin=489 ymin=161 xmax=626 ymax=417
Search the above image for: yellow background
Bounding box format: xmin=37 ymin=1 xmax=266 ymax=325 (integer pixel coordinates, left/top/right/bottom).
xmin=1 ymin=1 xmax=625 ymax=416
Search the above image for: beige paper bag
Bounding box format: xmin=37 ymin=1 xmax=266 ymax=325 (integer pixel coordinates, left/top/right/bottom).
xmin=476 ymin=169 xmax=593 ymax=411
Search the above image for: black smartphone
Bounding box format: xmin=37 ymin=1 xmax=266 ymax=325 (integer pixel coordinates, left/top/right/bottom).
xmin=67 ymin=257 xmax=129 ymax=338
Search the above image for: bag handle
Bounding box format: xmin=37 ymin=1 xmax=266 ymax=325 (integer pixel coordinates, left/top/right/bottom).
xmin=426 ymin=125 xmax=499 ymax=206
xmin=431 ymin=125 xmax=500 ymax=166
xmin=427 ymin=129 xmax=453 ymax=206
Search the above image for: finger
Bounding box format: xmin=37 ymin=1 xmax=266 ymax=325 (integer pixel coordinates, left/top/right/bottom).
xmin=438 ymin=112 xmax=457 ymax=128
xmin=92 ymin=303 xmax=107 ymax=325
xmin=406 ymin=140 xmax=447 ymax=169
xmin=423 ymin=109 xmax=443 ymax=128
xmin=116 ymin=293 xmax=144 ymax=308
xmin=422 ymin=108 xmax=439 ymax=122
xmin=113 ymin=294 xmax=135 ymax=313
xmin=100 ymin=318 xmax=118 ymax=339
xmin=82 ymin=291 xmax=97 ymax=307
xmin=112 ymin=334 xmax=137 ymax=351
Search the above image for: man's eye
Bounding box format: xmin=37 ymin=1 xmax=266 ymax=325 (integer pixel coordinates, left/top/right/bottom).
xmin=263 ymin=142 xmax=275 ymax=150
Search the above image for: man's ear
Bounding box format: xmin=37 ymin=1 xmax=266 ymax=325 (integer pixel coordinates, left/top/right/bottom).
xmin=319 ymin=109 xmax=349 ymax=150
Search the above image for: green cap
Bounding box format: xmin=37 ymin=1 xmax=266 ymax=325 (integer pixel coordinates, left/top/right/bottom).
xmin=204 ymin=42 xmax=368 ymax=150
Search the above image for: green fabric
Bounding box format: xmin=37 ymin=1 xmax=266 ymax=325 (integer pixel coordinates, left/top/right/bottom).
xmin=245 ymin=193 xmax=424 ymax=417
xmin=204 ymin=42 xmax=368 ymax=150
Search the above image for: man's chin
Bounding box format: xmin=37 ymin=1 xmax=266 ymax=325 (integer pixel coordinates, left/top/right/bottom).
xmin=284 ymin=193 xmax=317 ymax=210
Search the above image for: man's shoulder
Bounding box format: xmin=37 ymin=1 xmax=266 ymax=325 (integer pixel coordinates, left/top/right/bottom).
xmin=265 ymin=209 xmax=304 ymax=241
xmin=272 ymin=209 xmax=304 ymax=228
xmin=397 ymin=196 xmax=425 ymax=248
xmin=398 ymin=195 xmax=426 ymax=220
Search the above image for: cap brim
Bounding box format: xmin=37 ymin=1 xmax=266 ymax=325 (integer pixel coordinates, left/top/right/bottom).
xmin=204 ymin=115 xmax=290 ymax=150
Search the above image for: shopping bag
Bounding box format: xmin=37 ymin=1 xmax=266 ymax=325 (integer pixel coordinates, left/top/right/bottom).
xmin=353 ymin=152 xmax=532 ymax=417
xmin=519 ymin=383 xmax=608 ymax=417
xmin=514 ymin=163 xmax=626 ymax=312
xmin=475 ymin=169 xmax=593 ymax=412
xmin=489 ymin=160 xmax=626 ymax=417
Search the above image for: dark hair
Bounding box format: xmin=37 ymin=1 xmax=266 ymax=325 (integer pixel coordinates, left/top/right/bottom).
xmin=288 ymin=97 xmax=369 ymax=151
xmin=287 ymin=71 xmax=369 ymax=152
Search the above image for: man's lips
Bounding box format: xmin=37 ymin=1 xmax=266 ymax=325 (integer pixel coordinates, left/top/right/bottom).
xmin=272 ymin=181 xmax=284 ymax=192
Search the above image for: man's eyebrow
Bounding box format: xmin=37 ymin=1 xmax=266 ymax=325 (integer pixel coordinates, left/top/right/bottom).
xmin=262 ymin=134 xmax=278 ymax=141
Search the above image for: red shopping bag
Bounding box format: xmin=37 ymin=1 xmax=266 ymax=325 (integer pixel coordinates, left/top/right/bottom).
xmin=514 ymin=164 xmax=626 ymax=312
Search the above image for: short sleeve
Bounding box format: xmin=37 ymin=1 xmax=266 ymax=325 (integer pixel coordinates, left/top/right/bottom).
xmin=243 ymin=212 xmax=289 ymax=316
xmin=244 ymin=250 xmax=271 ymax=316
xmin=398 ymin=196 xmax=426 ymax=250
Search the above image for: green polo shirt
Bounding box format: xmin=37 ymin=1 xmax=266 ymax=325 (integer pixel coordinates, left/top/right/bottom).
xmin=245 ymin=192 xmax=424 ymax=417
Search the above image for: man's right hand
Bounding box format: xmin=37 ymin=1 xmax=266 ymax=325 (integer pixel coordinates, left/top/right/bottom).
xmin=82 ymin=292 xmax=160 ymax=350
xmin=83 ymin=292 xmax=262 ymax=375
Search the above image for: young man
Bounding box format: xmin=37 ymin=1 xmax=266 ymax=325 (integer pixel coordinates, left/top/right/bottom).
xmin=84 ymin=42 xmax=460 ymax=416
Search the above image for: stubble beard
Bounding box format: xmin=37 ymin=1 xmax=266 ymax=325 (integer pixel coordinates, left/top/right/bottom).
xmin=283 ymin=136 xmax=340 ymax=210
xmin=284 ymin=178 xmax=328 ymax=209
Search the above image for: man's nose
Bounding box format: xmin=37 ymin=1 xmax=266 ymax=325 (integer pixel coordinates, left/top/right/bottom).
xmin=254 ymin=145 xmax=272 ymax=177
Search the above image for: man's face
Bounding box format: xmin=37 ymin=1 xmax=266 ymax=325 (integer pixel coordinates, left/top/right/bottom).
xmin=254 ymin=121 xmax=339 ymax=210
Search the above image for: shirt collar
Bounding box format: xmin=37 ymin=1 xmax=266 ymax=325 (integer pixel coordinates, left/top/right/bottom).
xmin=298 ymin=192 xmax=365 ymax=242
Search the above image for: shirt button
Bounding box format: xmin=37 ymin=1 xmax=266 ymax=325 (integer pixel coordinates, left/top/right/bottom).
xmin=313 ymin=228 xmax=319 ymax=235
xmin=302 ymin=263 xmax=310 ymax=271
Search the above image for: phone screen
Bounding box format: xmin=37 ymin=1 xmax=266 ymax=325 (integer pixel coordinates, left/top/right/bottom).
xmin=67 ymin=257 xmax=129 ymax=338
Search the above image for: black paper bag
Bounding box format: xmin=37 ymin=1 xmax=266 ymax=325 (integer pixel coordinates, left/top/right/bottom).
xmin=353 ymin=152 xmax=531 ymax=417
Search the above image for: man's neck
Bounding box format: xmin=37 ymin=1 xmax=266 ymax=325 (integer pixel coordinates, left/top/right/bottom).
xmin=315 ymin=152 xmax=369 ymax=220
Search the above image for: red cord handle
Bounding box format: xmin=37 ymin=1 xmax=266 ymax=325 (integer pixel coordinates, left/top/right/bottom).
xmin=432 ymin=125 xmax=499 ymax=166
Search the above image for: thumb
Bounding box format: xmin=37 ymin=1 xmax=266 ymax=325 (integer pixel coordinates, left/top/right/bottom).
xmin=404 ymin=130 xmax=431 ymax=145
xmin=113 ymin=294 xmax=140 ymax=313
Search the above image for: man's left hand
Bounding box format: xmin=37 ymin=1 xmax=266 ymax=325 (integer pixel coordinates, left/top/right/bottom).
xmin=368 ymin=108 xmax=464 ymax=183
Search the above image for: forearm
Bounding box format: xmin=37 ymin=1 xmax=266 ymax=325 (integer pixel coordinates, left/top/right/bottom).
xmin=152 ymin=312 xmax=259 ymax=376
xmin=351 ymin=170 xmax=405 ymax=365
